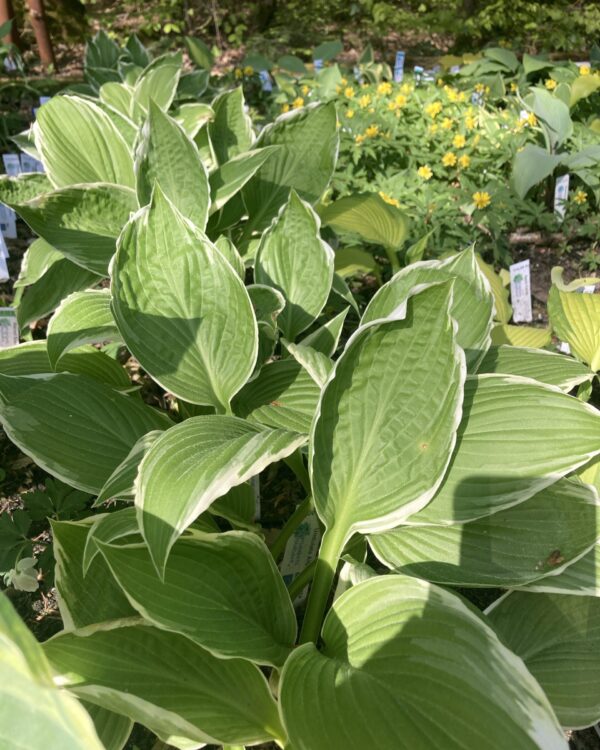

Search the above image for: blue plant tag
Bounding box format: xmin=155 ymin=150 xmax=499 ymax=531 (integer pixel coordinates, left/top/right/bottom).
xmin=394 ymin=50 xmax=405 ymax=82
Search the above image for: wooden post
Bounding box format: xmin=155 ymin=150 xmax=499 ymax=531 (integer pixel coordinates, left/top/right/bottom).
xmin=0 ymin=0 xmax=22 ymax=50
xmin=27 ymin=0 xmax=56 ymax=69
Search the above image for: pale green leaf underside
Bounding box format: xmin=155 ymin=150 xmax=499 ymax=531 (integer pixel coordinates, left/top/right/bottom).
xmin=371 ymin=478 xmax=600 ymax=587
xmin=362 ymin=248 xmax=493 ymax=371
xmin=111 ymin=187 xmax=257 ymax=409
xmin=137 ymin=414 xmax=305 ymax=574
xmin=0 ymin=373 xmax=168 ymax=494
xmin=281 ymin=576 xmax=566 ymax=749
xmin=47 ymin=290 xmax=121 ymax=369
xmin=487 ymin=591 xmax=600 ymax=728
xmin=311 ymin=282 xmax=465 ymax=541
xmin=43 ymin=622 xmax=285 ymax=746
xmin=408 ymin=374 xmax=600 ymax=525
xmin=478 ymin=345 xmax=593 ymax=390
xmin=99 ymin=531 xmax=296 ymax=666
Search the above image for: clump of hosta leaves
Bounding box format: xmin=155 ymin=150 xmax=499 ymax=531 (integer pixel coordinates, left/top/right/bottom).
xmin=0 ymin=59 xmax=600 ymax=750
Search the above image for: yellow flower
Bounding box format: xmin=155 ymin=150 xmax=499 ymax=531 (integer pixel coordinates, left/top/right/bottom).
xmin=458 ymin=154 xmax=471 ymax=168
xmin=346 ymin=109 xmax=355 ymax=118
xmin=510 ymin=82 xmax=518 ymax=92
xmin=545 ymin=78 xmax=557 ymax=90
xmin=417 ymin=165 xmax=433 ymax=180
xmin=465 ymin=115 xmax=477 ymax=130
xmin=580 ymin=65 xmax=591 ymax=76
xmin=428 ymin=123 xmax=439 ymax=135
xmin=243 ymin=65 xmax=254 ymax=76
xmin=474 ymin=82 xmax=485 ymax=93
xmin=377 ymin=82 xmax=392 ymax=95
xmin=368 ymin=107 xmax=375 ymax=113
xmin=394 ymin=93 xmax=407 ymax=107
xmin=485 ymin=85 xmax=490 ymax=95
xmin=442 ymin=151 xmax=457 ymax=167
xmin=281 ymin=103 xmax=290 ymax=113
xmin=458 ymin=91 xmax=467 ymax=102
xmin=344 ymin=86 xmax=355 ymax=98
xmin=341 ymin=77 xmax=348 ymax=85
xmin=292 ymin=97 xmax=304 ymax=109
xmin=425 ymin=101 xmax=442 ymax=118
xmin=358 ymin=94 xmax=371 ymax=108
xmin=400 ymin=82 xmax=412 ymax=94
xmin=441 ymin=117 xmax=453 ymax=130
xmin=526 ymin=112 xmax=538 ymax=127
xmin=473 ymin=191 xmax=491 ymax=209
xmin=573 ymin=189 xmax=588 ymax=205
xmin=453 ymin=134 xmax=466 ymax=148
xmin=365 ymin=124 xmax=379 ymax=138
xmin=445 ymin=87 xmax=459 ymax=102
xmin=379 ymin=191 xmax=400 ymax=208
xmin=355 ymin=134 xmax=365 ymax=144
xmin=302 ymin=84 xmax=310 ymax=95
xmin=234 ymin=67 xmax=243 ymax=79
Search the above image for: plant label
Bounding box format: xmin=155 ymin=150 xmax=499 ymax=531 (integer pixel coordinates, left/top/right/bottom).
xmin=258 ymin=70 xmax=272 ymax=92
xmin=313 ymin=58 xmax=323 ymax=72
xmin=394 ymin=51 xmax=405 ymax=82
xmin=554 ymin=174 xmax=569 ymax=220
xmin=558 ymin=341 xmax=571 ymax=354
xmin=20 ymin=153 xmax=44 ymax=173
xmin=510 ymin=259 xmax=533 ymax=323
xmin=0 ymin=308 xmax=18 ymax=347
xmin=39 ymin=96 xmax=51 ymax=106
xmin=3 ymin=56 xmax=17 ymax=72
xmin=0 ymin=204 xmax=16 ymax=239
xmin=2 ymin=153 xmax=20 ymax=177
xmin=0 ymin=256 xmax=8 ymax=283
xmin=280 ymin=511 xmax=321 ymax=604
xmin=0 ymin=229 xmax=9 ymax=258
xmin=450 ymin=64 xmax=461 ymax=74
xmin=413 ymin=65 xmax=424 ymax=84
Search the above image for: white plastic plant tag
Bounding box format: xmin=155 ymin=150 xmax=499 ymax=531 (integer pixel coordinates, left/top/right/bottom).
xmin=0 ymin=255 xmax=8 ymax=283
xmin=250 ymin=475 xmax=261 ymax=520
xmin=258 ymin=70 xmax=272 ymax=92
xmin=394 ymin=51 xmax=405 ymax=82
xmin=0 ymin=231 xmax=9 ymax=259
xmin=280 ymin=511 xmax=321 ymax=605
xmin=413 ymin=65 xmax=424 ymax=84
xmin=558 ymin=341 xmax=571 ymax=355
xmin=39 ymin=95 xmax=51 ymax=106
xmin=554 ymin=174 xmax=569 ymax=220
xmin=471 ymin=91 xmax=484 ymax=105
xmin=509 ymin=259 xmax=533 ymax=323
xmin=2 ymin=153 xmax=20 ymax=176
xmin=3 ymin=56 xmax=17 ymax=72
xmin=450 ymin=64 xmax=461 ymax=74
xmin=0 ymin=308 xmax=18 ymax=347
xmin=20 ymin=153 xmax=44 ymax=173
xmin=579 ymin=285 xmax=596 ymax=294
xmin=0 ymin=204 xmax=16 ymax=240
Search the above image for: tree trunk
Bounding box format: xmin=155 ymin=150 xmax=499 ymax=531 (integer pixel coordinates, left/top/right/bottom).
xmin=27 ymin=0 xmax=55 ymax=69
xmin=0 ymin=0 xmax=22 ymax=50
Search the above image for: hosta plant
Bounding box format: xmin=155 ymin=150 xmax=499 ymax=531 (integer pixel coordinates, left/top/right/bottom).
xmin=1 ymin=85 xmax=600 ymax=750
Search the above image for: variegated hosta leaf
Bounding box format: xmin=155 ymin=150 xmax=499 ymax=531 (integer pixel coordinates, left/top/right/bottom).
xmin=486 ymin=592 xmax=600 ymax=729
xmin=0 ymin=373 xmax=168 ymax=494
xmin=362 ymin=247 xmax=493 ymax=371
xmin=371 ymin=478 xmax=600 ymax=587
xmin=548 ymin=271 xmax=600 ymax=370
xmin=130 ymin=52 xmax=182 ymax=121
xmin=476 ymin=253 xmax=512 ymax=324
xmin=111 ymin=187 xmax=257 ymax=409
xmin=99 ymin=81 xmax=133 ymax=118
xmin=47 ymin=290 xmax=120 ymax=369
xmin=0 ymin=595 xmax=105 ymax=750
xmin=242 ymin=102 xmax=339 ymax=234
xmin=209 ymin=483 xmax=256 ymax=528
xmin=491 ymin=324 xmax=552 ymax=348
xmin=134 ymin=101 xmax=209 ymax=230
xmin=518 ymin=540 xmax=600 ymax=596
xmin=214 ymin=235 xmax=245 ymax=279
xmin=52 ymin=520 xmax=136 ymax=629
xmin=83 ymin=508 xmax=141 ymax=574
xmin=478 ymin=345 xmax=593 ymax=391
xmin=282 ymin=339 xmax=333 ymax=387
xmin=280 ymin=576 xmax=567 ymax=750
xmin=136 ymin=414 xmax=306 ymax=574
xmin=209 ymin=87 xmax=254 ymax=164
xmin=311 ymin=283 xmax=465 ymax=550
xmin=94 ymin=430 xmax=163 ymax=506
xmin=0 ymin=172 xmax=51 ymax=204
xmin=99 ymin=531 xmax=296 ymax=666
xmin=255 ymin=190 xmax=334 ymax=340
xmin=246 ymin=283 xmax=285 ymax=369
xmin=300 ymin=306 xmax=349 ymax=356
xmin=43 ymin=622 xmax=286 ymax=748
xmin=82 ymin=703 xmax=132 ymax=750
xmin=35 ymin=96 xmax=134 ymax=188
xmin=172 ymin=102 xmax=214 ymax=139
xmin=209 ymin=146 xmax=278 ymax=213
xmin=408 ymin=374 xmax=600 ymax=525
xmin=233 ymin=359 xmax=321 ymax=434
xmin=9 ymin=184 xmax=138 ymax=275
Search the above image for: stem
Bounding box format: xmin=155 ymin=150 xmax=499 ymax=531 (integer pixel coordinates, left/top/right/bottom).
xmin=269 ymin=496 xmax=312 ymax=562
xmin=284 ymin=448 xmax=311 ymax=494
xmin=384 ymin=245 xmax=400 ymax=274
xmin=299 ymin=528 xmax=344 ymax=644
xmin=287 ymin=558 xmax=317 ymax=601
